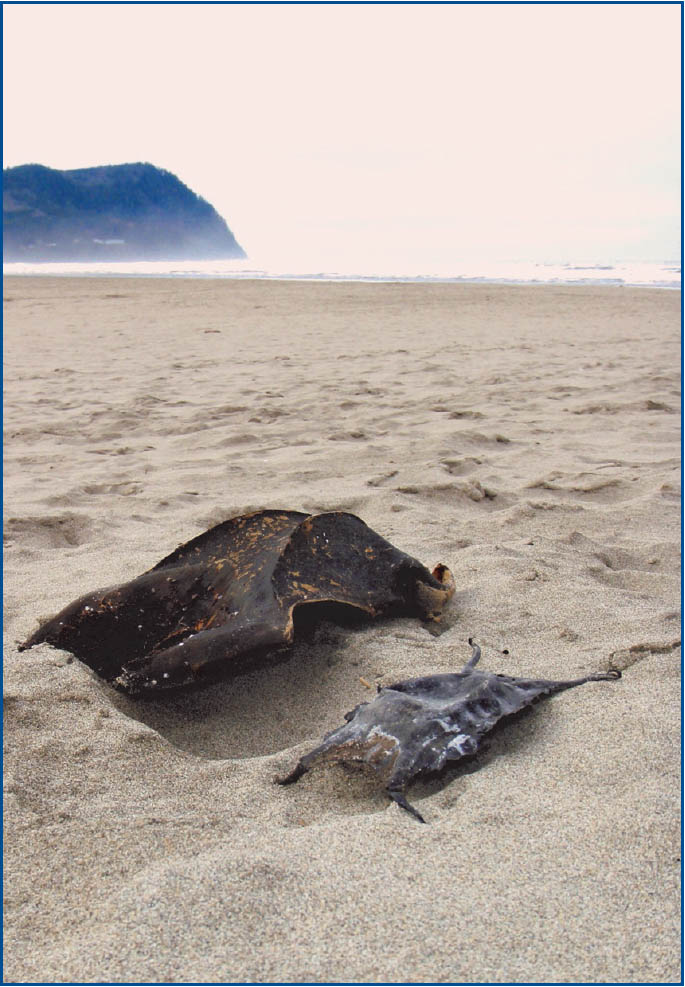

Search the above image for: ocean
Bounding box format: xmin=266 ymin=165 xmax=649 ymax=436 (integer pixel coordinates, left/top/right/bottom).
xmin=2 ymin=257 xmax=680 ymax=289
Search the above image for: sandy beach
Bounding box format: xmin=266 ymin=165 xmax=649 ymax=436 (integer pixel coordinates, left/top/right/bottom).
xmin=3 ymin=276 xmax=680 ymax=983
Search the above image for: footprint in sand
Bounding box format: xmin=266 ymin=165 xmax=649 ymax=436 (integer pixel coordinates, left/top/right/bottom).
xmin=527 ymin=470 xmax=630 ymax=501
xmin=440 ymin=456 xmax=485 ymax=476
xmin=216 ymin=432 xmax=260 ymax=447
xmin=367 ymin=470 xmax=399 ymax=487
xmin=3 ymin=514 xmax=95 ymax=549
xmin=558 ymin=530 xmax=675 ymax=592
xmin=430 ymin=406 xmax=485 ymax=420
xmin=248 ymin=408 xmax=291 ymax=424
xmin=327 ymin=429 xmax=370 ymax=441
xmin=395 ymin=479 xmax=501 ymax=507
xmin=609 ymin=640 xmax=681 ymax=672
xmin=571 ymin=399 xmax=677 ymax=416
xmin=450 ymin=429 xmax=513 ymax=448
xmin=81 ymin=481 xmax=143 ymax=497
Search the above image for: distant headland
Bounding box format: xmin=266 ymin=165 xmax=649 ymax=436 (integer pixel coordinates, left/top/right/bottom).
xmin=3 ymin=162 xmax=246 ymax=262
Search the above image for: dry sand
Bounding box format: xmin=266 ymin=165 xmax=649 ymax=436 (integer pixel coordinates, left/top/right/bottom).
xmin=3 ymin=277 xmax=681 ymax=984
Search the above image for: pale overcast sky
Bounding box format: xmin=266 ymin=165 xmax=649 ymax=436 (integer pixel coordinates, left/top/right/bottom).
xmin=3 ymin=3 xmax=680 ymax=268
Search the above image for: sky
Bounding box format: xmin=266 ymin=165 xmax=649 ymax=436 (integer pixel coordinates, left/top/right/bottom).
xmin=3 ymin=3 xmax=681 ymax=271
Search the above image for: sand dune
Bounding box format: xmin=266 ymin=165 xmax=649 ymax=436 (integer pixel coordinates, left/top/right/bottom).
xmin=3 ymin=277 xmax=680 ymax=983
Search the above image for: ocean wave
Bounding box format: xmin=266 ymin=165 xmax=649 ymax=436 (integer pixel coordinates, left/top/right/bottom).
xmin=3 ymin=258 xmax=680 ymax=289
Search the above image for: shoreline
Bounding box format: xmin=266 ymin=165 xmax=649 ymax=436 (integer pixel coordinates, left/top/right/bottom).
xmin=4 ymin=256 xmax=680 ymax=291
xmin=4 ymin=275 xmax=680 ymax=291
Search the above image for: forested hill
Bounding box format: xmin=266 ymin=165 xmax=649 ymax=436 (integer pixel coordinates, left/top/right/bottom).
xmin=3 ymin=162 xmax=246 ymax=261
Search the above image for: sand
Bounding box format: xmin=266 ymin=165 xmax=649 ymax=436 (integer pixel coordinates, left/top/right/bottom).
xmin=3 ymin=276 xmax=680 ymax=984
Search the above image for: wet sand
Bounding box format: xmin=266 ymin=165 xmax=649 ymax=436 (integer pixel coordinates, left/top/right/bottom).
xmin=3 ymin=277 xmax=680 ymax=983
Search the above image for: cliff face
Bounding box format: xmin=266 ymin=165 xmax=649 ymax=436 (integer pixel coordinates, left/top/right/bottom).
xmin=3 ymin=162 xmax=246 ymax=262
